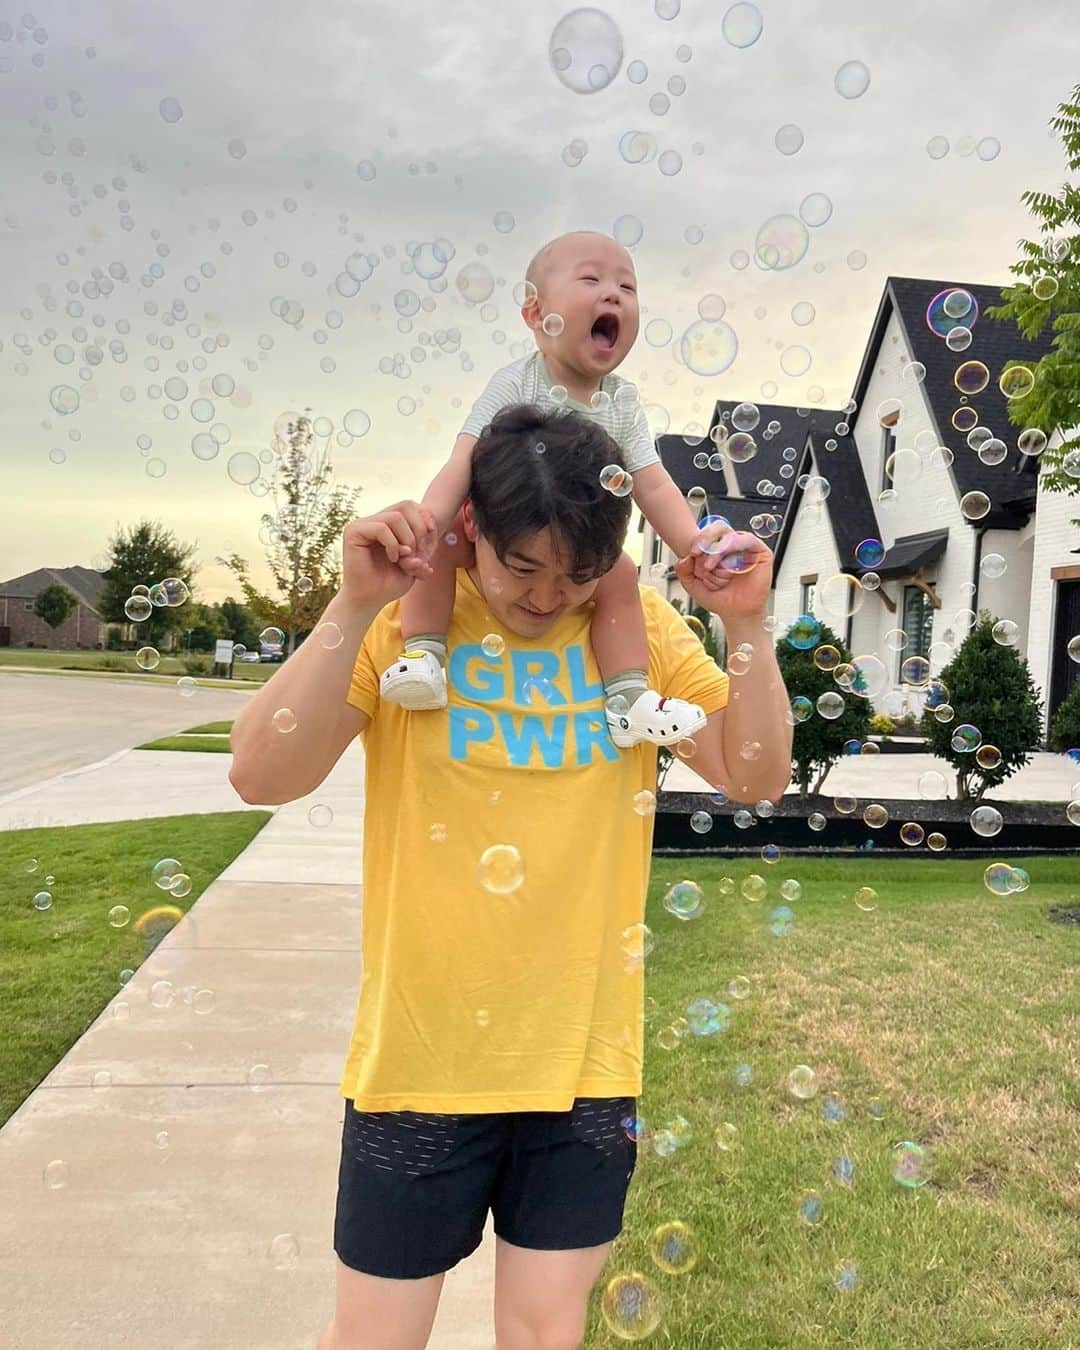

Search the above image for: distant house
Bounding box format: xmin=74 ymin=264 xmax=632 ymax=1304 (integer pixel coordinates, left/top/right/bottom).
xmin=640 ymin=275 xmax=1080 ymax=735
xmin=0 ymin=566 xmax=111 ymax=650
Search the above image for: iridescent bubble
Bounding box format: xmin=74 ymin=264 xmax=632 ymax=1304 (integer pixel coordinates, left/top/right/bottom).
xmin=790 ymin=695 xmax=813 ymax=722
xmin=853 ymin=886 xmax=878 ymax=912
xmin=786 ymin=614 xmax=822 ymax=650
xmin=816 ymin=691 xmax=845 ymax=720
xmin=754 ymin=214 xmax=809 ymax=271
xmin=819 ymin=573 xmax=864 ymax=620
xmin=983 ymin=862 xmax=1015 ymax=896
xmin=1032 ymin=275 xmax=1058 ymax=300
xmin=775 ymin=123 xmax=804 ymax=156
xmin=892 ymin=1141 xmax=929 ymax=1188
xmin=740 ymin=874 xmax=766 ymax=902
xmin=992 ymin=619 xmax=1019 ymax=647
xmin=124 ymin=594 xmax=152 ymax=622
xmin=788 ymin=1064 xmax=818 ymax=1099
xmin=272 ymin=707 xmax=297 ymax=734
xmin=960 ymin=491 xmax=991 ymax=521
xmin=976 ymin=744 xmax=1003 ymax=771
xmin=50 ymin=384 xmax=79 ymax=414
xmin=769 ymin=904 xmax=795 ymax=936
xmin=649 ymin=1220 xmax=699 ymax=1274
xmin=900 ymin=821 xmax=925 ymax=847
xmin=927 ymin=135 xmax=949 ymax=159
xmin=970 ymin=805 xmax=1003 ymax=837
xmin=600 ymin=464 xmax=633 ymax=497
xmin=917 ymin=769 xmax=948 ymax=798
xmin=796 ymin=1190 xmax=824 ymax=1225
xmin=135 ymin=646 xmax=160 ymax=671
xmin=549 ymin=8 xmax=624 ymax=94
xmin=664 ymin=879 xmax=705 ymax=919
xmin=601 ymin=1272 xmax=662 ymax=1340
xmin=834 ymin=60 xmax=870 ymax=99
xmin=954 ymin=360 xmax=990 ymax=395
xmin=951 ymin=723 xmax=982 ymax=753
xmin=799 ymin=192 xmax=833 ymax=227
xmin=863 ymin=803 xmax=889 ymax=829
xmin=946 ymin=326 xmax=973 ymax=352
xmin=926 ymin=287 xmax=979 ymax=337
xmin=721 ymin=2 xmax=763 ymax=48
xmin=680 ymin=319 xmax=738 ymax=376
xmin=159 ymin=97 xmax=183 ymax=123
xmin=1017 ymin=427 xmax=1047 ymax=457
xmin=308 ymin=803 xmax=334 ymax=828
xmin=478 ymin=843 xmax=524 ymax=895
xmin=900 ymin=655 xmax=930 ymax=685
xmin=999 ymin=365 xmax=1036 ymax=399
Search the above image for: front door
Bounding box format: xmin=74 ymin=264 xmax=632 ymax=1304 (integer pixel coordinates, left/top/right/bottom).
xmin=1048 ymin=579 xmax=1080 ymax=726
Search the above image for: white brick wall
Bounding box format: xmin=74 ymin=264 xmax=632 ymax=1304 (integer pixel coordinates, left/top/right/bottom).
xmin=1027 ymin=429 xmax=1080 ymax=712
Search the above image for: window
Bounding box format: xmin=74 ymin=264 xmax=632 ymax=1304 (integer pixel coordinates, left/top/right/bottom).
xmin=800 ymin=581 xmax=816 ymax=614
xmin=900 ymin=585 xmax=934 ymax=674
xmin=650 ymin=530 xmax=663 ymax=566
xmin=23 ymin=601 xmax=34 ymax=612
xmin=880 ymin=427 xmax=897 ymax=492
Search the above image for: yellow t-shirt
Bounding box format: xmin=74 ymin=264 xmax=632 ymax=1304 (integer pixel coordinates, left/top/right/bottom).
xmin=340 ymin=572 xmax=729 ymax=1113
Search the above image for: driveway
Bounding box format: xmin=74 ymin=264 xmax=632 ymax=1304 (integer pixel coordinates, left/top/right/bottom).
xmin=0 ymin=671 xmax=252 ymax=799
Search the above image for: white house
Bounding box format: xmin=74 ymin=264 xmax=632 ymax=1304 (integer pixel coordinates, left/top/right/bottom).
xmin=640 ymin=275 xmax=1080 ymax=738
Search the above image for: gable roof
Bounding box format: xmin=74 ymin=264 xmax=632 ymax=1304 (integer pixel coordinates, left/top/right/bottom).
xmin=852 ymin=276 xmax=1057 ymax=527
xmin=0 ymin=566 xmax=106 ymax=611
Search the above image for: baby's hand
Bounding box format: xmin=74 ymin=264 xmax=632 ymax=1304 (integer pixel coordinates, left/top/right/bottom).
xmin=690 ymin=517 xmax=732 ymax=575
xmin=691 ymin=552 xmax=728 ymax=590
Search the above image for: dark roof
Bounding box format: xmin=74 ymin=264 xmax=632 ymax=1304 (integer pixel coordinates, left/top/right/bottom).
xmin=852 ymin=276 xmax=1057 ymax=528
xmin=873 ymin=529 xmax=949 ymax=579
xmin=769 ymin=410 xmax=881 ymax=576
xmin=704 ymin=402 xmax=810 ymax=500
xmin=0 ymin=566 xmax=106 ymax=610
xmin=641 ymin=432 xmax=733 ymax=531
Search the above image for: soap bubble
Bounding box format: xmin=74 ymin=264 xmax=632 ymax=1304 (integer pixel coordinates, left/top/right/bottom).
xmin=721 ymin=2 xmax=763 ymax=47
xmin=549 ymin=8 xmax=624 ymax=93
xmin=664 ymin=879 xmax=705 ymax=919
xmin=649 ymin=1220 xmax=699 ymax=1274
xmin=601 ymin=1272 xmax=662 ymax=1340
xmin=478 ymin=844 xmax=524 ymax=894
xmin=970 ymin=805 xmax=1003 ymax=837
xmin=787 ymin=1065 xmax=818 ymax=1099
xmin=891 ymin=1141 xmax=929 ymax=1188
xmin=680 ymin=319 xmax=739 ymax=375
xmin=834 ymin=60 xmax=870 ymax=99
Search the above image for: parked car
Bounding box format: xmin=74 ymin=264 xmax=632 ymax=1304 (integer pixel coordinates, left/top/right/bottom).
xmin=260 ymin=642 xmax=285 ymax=663
xmin=237 ymin=649 xmax=261 ymax=664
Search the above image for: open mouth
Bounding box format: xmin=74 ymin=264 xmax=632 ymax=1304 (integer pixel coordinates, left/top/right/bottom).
xmin=590 ymin=313 xmax=620 ymax=350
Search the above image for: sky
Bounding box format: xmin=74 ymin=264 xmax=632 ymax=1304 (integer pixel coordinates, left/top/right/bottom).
xmin=2 ymin=0 xmax=1076 ymax=604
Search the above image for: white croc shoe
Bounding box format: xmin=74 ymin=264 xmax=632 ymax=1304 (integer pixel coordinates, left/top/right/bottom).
xmin=379 ymin=650 xmax=448 ymax=710
xmin=606 ymin=690 xmax=707 ymax=749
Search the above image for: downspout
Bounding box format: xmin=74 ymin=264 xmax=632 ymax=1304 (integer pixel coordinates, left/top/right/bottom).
xmin=971 ymin=527 xmax=987 ymax=614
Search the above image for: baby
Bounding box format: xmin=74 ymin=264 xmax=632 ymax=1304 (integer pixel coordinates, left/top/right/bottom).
xmin=379 ymin=229 xmax=725 ymax=748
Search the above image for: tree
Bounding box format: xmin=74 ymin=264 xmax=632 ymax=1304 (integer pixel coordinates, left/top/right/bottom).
xmin=217 ymin=409 xmax=361 ymax=656
xmin=987 ymin=81 xmax=1080 ymax=520
xmin=96 ymin=520 xmax=198 ymax=650
xmin=34 ymin=583 xmax=77 ymax=631
xmin=920 ymin=613 xmax=1043 ymax=800
xmin=1049 ymin=679 xmax=1080 ymax=754
xmin=774 ymin=620 xmax=873 ymax=797
xmin=218 ymin=597 xmax=261 ymax=650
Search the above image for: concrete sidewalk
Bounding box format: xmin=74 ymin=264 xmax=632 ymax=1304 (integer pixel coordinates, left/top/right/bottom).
xmin=0 ymin=740 xmax=497 ymax=1349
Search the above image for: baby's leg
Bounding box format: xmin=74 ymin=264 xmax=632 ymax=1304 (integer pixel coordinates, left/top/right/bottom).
xmin=591 ymin=552 xmax=650 ymax=707
xmin=399 ymin=507 xmax=475 ymax=661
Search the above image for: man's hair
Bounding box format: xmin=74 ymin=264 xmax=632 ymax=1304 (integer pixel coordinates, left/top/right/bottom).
xmin=469 ymin=404 xmax=633 ymax=581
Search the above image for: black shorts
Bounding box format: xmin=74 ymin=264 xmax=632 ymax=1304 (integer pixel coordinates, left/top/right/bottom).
xmin=333 ymin=1095 xmax=638 ymax=1279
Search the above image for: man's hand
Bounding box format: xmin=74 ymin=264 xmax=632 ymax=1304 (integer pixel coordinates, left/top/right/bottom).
xmin=675 ymin=529 xmax=775 ymax=622
xmin=339 ymin=502 xmax=438 ymax=611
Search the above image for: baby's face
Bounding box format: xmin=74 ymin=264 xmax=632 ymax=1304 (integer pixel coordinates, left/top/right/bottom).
xmin=526 ymin=234 xmax=640 ymax=379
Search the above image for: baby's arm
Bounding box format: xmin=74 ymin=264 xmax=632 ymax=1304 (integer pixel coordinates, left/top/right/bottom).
xmin=421 ymin=432 xmax=478 ymax=534
xmin=631 ymin=461 xmax=707 ymax=558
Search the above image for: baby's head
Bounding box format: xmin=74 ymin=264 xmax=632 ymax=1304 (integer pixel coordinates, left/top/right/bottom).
xmin=520 ymin=230 xmax=640 ymax=380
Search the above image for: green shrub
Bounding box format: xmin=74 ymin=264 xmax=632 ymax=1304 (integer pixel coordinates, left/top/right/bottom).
xmin=105 ymin=627 xmax=124 ymax=651
xmin=920 ymin=612 xmax=1043 ymax=800
xmin=775 ymin=619 xmax=873 ymax=796
xmin=182 ymin=655 xmax=212 ymax=676
xmin=1049 ymin=679 xmax=1080 ymax=753
xmin=869 ymin=712 xmax=895 ymax=736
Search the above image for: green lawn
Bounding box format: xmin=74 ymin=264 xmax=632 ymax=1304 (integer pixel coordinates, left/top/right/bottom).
xmin=0 ymin=647 xmax=273 ymax=687
xmin=135 ymin=720 xmax=235 ymax=751
xmin=586 ymin=855 xmax=1080 ymax=1349
xmin=0 ymin=811 xmax=271 ymax=1127
xmin=135 ymin=735 xmax=231 ymax=752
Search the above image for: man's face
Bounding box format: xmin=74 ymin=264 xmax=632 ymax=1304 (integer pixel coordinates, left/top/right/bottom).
xmin=526 ymin=233 xmax=640 ymax=378
xmin=462 ymin=504 xmax=604 ymax=638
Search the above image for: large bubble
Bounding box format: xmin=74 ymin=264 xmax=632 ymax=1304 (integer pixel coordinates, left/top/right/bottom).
xmin=549 ymin=8 xmax=624 ymax=93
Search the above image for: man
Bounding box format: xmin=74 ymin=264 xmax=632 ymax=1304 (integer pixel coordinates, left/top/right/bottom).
xmin=229 ymin=404 xmax=792 ymax=1350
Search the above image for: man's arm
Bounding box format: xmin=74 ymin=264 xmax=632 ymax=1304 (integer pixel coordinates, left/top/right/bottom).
xmin=229 ymin=593 xmax=376 ymax=805
xmin=229 ymin=503 xmax=432 ymax=805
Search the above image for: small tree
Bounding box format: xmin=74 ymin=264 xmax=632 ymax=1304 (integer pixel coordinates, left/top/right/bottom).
xmin=921 ymin=613 xmax=1043 ymax=799
xmin=34 ymin=583 xmax=77 ymax=631
xmin=987 ymin=80 xmax=1080 ymax=519
xmin=97 ymin=520 xmax=198 ymax=650
xmin=1049 ymin=679 xmax=1080 ymax=753
xmin=774 ymin=620 xmax=873 ymax=796
xmin=217 ymin=409 xmax=361 ymax=656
